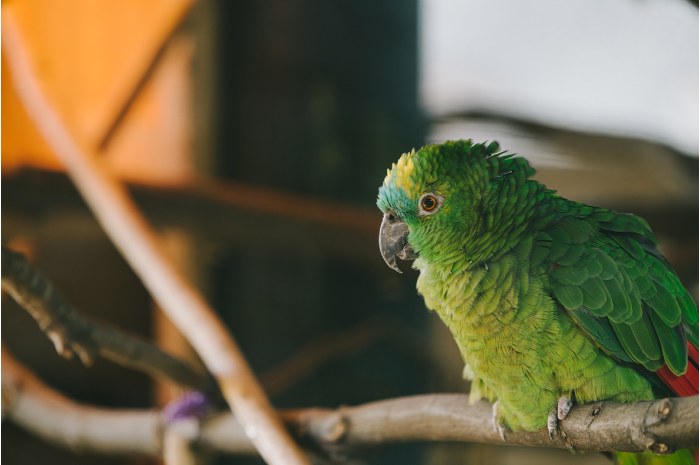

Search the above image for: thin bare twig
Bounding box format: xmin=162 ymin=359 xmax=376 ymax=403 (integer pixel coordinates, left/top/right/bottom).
xmin=3 ymin=169 xmax=382 ymax=270
xmin=1 ymin=246 xmax=415 ymax=399
xmin=3 ymin=351 xmax=697 ymax=459
xmin=260 ymin=316 xmax=429 ymax=396
xmin=1 ymin=247 xmax=214 ymax=394
xmin=3 ymin=169 xmax=379 ymax=238
xmin=2 ymin=8 xmax=309 ymax=465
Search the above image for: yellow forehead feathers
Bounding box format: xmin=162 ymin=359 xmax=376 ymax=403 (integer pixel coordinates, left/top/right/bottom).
xmin=383 ymin=148 xmax=417 ymax=194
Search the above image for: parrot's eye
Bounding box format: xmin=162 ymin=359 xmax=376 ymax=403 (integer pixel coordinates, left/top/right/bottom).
xmin=418 ymin=193 xmax=442 ymax=216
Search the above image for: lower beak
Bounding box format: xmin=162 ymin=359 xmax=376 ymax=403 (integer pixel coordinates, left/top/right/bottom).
xmin=379 ymin=213 xmax=416 ymax=273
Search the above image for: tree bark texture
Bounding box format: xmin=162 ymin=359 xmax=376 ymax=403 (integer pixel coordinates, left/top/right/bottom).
xmin=3 ymin=351 xmax=697 ymax=459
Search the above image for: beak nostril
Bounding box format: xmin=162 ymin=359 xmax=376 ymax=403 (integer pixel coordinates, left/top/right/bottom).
xmin=387 ymin=212 xmax=396 ymax=223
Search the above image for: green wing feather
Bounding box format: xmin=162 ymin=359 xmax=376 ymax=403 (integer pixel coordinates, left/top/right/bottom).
xmin=539 ymin=206 xmax=698 ymax=377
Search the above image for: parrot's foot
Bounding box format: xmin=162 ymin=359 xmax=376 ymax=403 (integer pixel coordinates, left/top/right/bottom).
xmin=491 ymin=401 xmax=509 ymax=441
xmin=547 ymin=395 xmax=573 ymax=440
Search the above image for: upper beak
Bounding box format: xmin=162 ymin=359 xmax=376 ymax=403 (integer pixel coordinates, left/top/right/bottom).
xmin=379 ymin=212 xmax=416 ymax=273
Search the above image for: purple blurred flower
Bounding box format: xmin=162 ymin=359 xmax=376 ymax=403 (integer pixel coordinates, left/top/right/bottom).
xmin=162 ymin=391 xmax=208 ymax=423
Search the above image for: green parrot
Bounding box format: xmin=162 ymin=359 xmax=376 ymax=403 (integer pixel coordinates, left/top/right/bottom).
xmin=377 ymin=140 xmax=698 ymax=464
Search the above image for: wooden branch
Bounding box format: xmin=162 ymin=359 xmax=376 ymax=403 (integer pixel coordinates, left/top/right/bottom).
xmin=281 ymin=395 xmax=698 ymax=455
xmin=0 ymin=243 xmax=392 ymax=398
xmin=2 ymin=169 xmax=382 ymax=267
xmin=0 ymin=247 xmax=411 ymax=400
xmin=2 ymin=9 xmax=309 ymax=465
xmin=2 ymin=349 xmax=163 ymax=456
xmin=4 ymin=169 xmax=696 ymax=263
xmin=3 ymin=351 xmax=697 ymax=459
xmin=163 ymin=418 xmax=208 ymax=465
xmin=260 ymin=316 xmax=427 ymax=396
xmin=1 ymin=247 xmax=214 ymax=393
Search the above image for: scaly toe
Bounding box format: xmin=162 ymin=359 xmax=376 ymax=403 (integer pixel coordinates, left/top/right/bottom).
xmin=547 ymin=407 xmax=558 ymax=440
xmin=557 ymin=396 xmax=573 ymax=421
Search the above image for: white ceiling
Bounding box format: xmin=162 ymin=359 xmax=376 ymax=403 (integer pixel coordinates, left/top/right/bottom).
xmin=420 ymin=0 xmax=699 ymax=155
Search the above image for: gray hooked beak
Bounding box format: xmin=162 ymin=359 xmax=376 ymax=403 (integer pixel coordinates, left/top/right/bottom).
xmin=379 ymin=212 xmax=417 ymax=273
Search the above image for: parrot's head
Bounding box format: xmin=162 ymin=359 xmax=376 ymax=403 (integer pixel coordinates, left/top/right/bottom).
xmin=377 ymin=139 xmax=537 ymax=272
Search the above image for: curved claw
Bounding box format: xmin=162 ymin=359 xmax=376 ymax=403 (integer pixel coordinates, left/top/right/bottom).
xmin=491 ymin=401 xmax=509 ymax=441
xmin=547 ymin=395 xmax=573 ymax=440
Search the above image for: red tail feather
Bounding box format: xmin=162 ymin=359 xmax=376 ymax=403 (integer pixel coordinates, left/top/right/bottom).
xmin=657 ymin=342 xmax=699 ymax=396
xmin=688 ymin=342 xmax=698 ymax=366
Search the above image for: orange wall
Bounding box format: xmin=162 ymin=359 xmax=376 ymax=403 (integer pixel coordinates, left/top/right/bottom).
xmin=2 ymin=0 xmax=195 ymax=184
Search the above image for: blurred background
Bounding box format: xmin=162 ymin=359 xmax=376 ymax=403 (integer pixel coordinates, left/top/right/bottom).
xmin=2 ymin=0 xmax=697 ymax=464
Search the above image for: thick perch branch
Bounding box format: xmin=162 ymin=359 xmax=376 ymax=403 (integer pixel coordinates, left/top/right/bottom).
xmin=279 ymin=395 xmax=698 ymax=455
xmin=1 ymin=247 xmax=214 ymax=394
xmin=3 ymin=352 xmax=697 ymax=458
xmin=2 ymin=8 xmax=308 ymax=465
